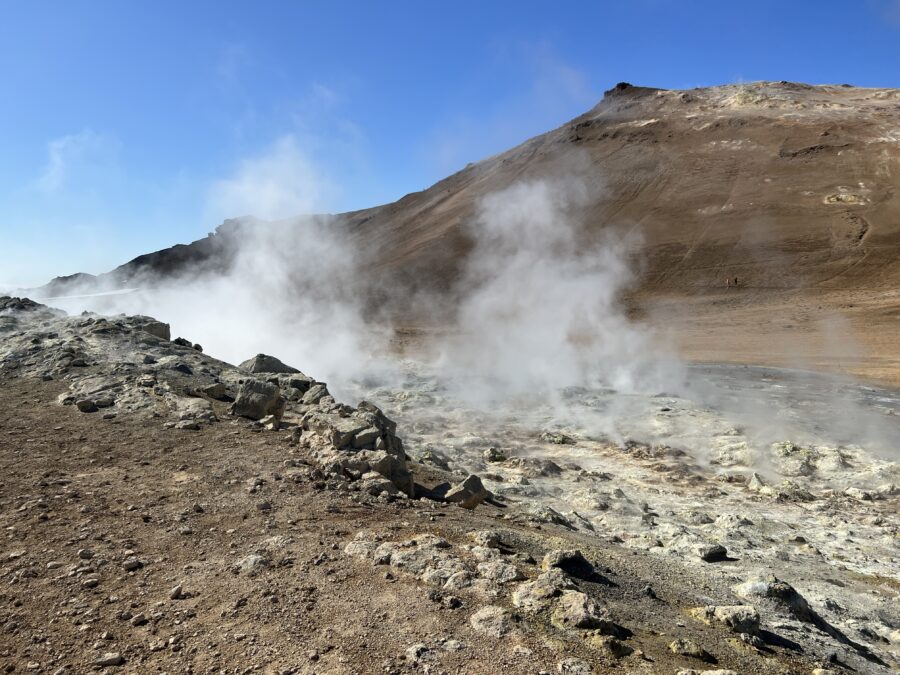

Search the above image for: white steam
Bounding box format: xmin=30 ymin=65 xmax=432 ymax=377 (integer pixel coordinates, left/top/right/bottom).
xmin=433 ymin=175 xmax=684 ymax=404
xmin=206 ymin=135 xmax=333 ymax=222
xmin=45 ymin=138 xmax=386 ymax=398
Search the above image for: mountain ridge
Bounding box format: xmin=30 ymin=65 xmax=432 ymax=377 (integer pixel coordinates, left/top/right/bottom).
xmin=25 ymin=80 xmax=900 ymax=382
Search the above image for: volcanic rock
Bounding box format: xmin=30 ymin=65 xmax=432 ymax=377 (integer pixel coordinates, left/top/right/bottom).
xmin=540 ymin=549 xmax=594 ymax=579
xmin=239 ymin=353 xmax=300 ymax=374
xmin=469 ymin=605 xmax=513 ymax=637
xmin=445 ymin=474 xmax=489 ymax=509
xmin=230 ymin=379 xmax=285 ymax=421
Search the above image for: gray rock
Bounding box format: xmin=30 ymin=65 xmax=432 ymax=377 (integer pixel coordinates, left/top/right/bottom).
xmin=302 ymin=383 xmax=329 ymax=405
xmin=237 ymin=553 xmax=270 ymax=574
xmin=344 ymin=536 xmax=379 ymax=560
xmin=557 ymin=658 xmax=592 ymax=674
xmin=669 ymin=638 xmax=713 ymax=662
xmin=231 ymin=379 xmax=285 ymax=421
xmin=352 ymin=426 xmax=381 ymax=449
xmin=733 ymin=574 xmax=813 ymax=622
xmin=201 ymin=382 xmax=228 ymax=399
xmin=483 ymin=447 xmax=507 ymax=462
xmin=469 ymin=605 xmax=514 ymax=637
xmin=476 ymin=561 xmax=525 ymax=584
xmin=239 ymin=354 xmax=299 ymax=374
xmin=94 ymin=653 xmax=125 ymax=667
xmin=445 ymin=475 xmax=489 ymax=510
xmin=137 ymin=320 xmax=170 ymax=341
xmin=697 ymin=543 xmax=729 ymax=562
xmin=75 ymin=399 xmax=98 ymax=413
xmin=122 ymin=556 xmax=142 ymax=571
xmin=585 ymin=634 xmax=633 ymax=658
xmin=511 ymin=568 xmax=575 ymax=612
xmin=551 ymin=590 xmax=608 ymax=630
xmin=540 ymin=549 xmax=594 ymax=579
xmin=714 ymin=605 xmax=759 ymax=634
xmin=468 ymin=530 xmax=502 ymax=548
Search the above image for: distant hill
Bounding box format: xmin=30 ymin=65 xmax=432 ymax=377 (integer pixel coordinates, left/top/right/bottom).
xmin=29 ymin=81 xmax=900 ymax=382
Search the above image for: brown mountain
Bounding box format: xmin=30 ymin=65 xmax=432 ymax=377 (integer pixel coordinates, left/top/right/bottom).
xmin=35 ymin=81 xmax=900 ymax=382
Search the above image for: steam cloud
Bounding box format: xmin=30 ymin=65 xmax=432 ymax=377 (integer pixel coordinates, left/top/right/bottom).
xmin=19 ymin=142 xmax=899 ymax=465
xmin=432 ymin=174 xmax=683 ymax=404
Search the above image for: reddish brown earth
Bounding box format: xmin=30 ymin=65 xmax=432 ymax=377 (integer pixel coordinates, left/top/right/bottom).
xmin=36 ymin=81 xmax=900 ymax=385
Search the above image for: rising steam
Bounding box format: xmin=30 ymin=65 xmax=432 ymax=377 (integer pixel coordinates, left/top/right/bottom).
xmin=432 ymin=174 xmax=683 ymax=404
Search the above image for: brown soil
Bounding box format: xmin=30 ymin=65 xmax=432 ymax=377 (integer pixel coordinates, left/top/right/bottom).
xmin=47 ymin=81 xmax=899 ymax=387
xmin=0 ymin=377 xmax=831 ymax=674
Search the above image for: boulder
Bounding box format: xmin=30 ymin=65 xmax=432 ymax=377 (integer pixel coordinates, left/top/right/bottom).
xmin=230 ymin=379 xmax=285 ymax=421
xmin=445 ymin=475 xmax=489 ymax=509
xmin=239 ymin=353 xmax=299 ymax=374
xmin=540 ymin=549 xmax=594 ymax=579
xmin=512 ymin=568 xmax=575 ymax=612
xmin=469 ymin=605 xmax=514 ymax=637
xmin=690 ymin=605 xmax=760 ymax=634
xmin=551 ymin=590 xmax=608 ymax=630
xmin=136 ymin=319 xmax=170 ymax=341
xmin=733 ymin=574 xmax=813 ymax=622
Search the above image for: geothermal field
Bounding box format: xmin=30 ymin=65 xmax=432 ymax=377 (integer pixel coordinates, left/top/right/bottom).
xmin=2 ymin=81 xmax=899 ymax=674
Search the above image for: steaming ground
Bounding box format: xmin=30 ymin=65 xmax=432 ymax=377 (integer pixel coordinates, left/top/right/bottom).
xmin=345 ymin=360 xmax=900 ymax=658
xmin=2 ymin=296 xmax=899 ymax=672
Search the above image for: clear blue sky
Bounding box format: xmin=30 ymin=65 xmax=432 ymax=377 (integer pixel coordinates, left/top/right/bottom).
xmin=2 ymin=0 xmax=899 ymax=287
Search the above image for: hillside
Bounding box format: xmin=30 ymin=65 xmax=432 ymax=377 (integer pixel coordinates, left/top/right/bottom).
xmin=32 ymin=81 xmax=900 ymax=382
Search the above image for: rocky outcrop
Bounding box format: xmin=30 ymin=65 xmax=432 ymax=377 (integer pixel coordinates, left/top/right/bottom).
xmin=297 ymin=400 xmax=413 ymax=496
xmin=0 ymin=297 xmax=413 ymax=495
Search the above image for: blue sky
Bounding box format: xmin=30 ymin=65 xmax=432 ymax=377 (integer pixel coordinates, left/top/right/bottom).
xmin=2 ymin=0 xmax=899 ymax=287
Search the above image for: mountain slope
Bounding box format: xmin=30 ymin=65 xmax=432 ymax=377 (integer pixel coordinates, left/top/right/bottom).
xmin=32 ymin=81 xmax=900 ymax=381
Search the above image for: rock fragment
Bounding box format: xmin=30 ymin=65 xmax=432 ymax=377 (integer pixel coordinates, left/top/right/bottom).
xmin=469 ymin=605 xmax=514 ymax=637
xmin=540 ymin=549 xmax=594 ymax=579
xmin=669 ymin=638 xmax=714 ymax=662
xmin=557 ymin=658 xmax=592 ymax=673
xmin=75 ymin=399 xmax=98 ymax=413
xmin=445 ymin=474 xmax=489 ymax=510
xmin=551 ymin=590 xmax=607 ymax=630
xmin=512 ymin=568 xmax=575 ymax=612
xmin=733 ymin=574 xmax=813 ymax=621
xmin=231 ymin=379 xmax=285 ymax=421
xmin=239 ymin=354 xmax=299 ymax=374
xmin=94 ymin=653 xmax=125 ymax=667
xmin=696 ymin=543 xmax=729 ymax=562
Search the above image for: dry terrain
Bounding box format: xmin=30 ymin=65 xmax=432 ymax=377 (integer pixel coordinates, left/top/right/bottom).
xmin=1 ymin=298 xmax=898 ymax=674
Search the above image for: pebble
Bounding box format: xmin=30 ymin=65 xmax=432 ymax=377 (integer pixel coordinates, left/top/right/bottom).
xmin=122 ymin=556 xmax=142 ymax=571
xmin=94 ymin=653 xmax=124 ymax=667
xmin=669 ymin=638 xmax=713 ymax=662
xmin=557 ymin=658 xmax=592 ymax=674
xmin=130 ymin=613 xmax=148 ymax=626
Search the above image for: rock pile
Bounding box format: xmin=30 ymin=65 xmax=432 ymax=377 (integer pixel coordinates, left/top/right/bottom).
xmin=0 ymin=297 xmax=413 ymax=495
